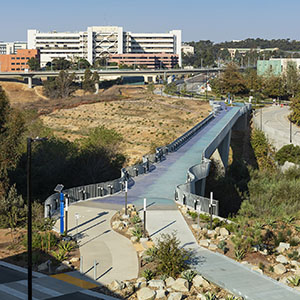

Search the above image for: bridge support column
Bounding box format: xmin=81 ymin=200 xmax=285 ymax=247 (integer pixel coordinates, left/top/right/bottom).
xmin=27 ymin=77 xmax=33 ymax=89
xmin=217 ymin=129 xmax=232 ymax=169
xmin=94 ymin=82 xmax=99 ymax=94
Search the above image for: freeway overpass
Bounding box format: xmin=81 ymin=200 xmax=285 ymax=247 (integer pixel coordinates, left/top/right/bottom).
xmin=0 ymin=67 xmax=248 ymax=89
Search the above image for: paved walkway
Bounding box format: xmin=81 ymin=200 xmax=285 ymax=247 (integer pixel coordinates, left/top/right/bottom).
xmin=0 ymin=261 xmax=119 ymax=300
xmin=55 ymin=203 xmax=139 ymax=285
xmin=145 ymin=210 xmax=300 ymax=300
xmin=253 ymin=105 xmax=300 ymax=149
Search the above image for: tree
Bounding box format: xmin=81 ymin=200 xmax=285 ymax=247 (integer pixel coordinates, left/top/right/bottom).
xmin=43 ymin=71 xmax=76 ymax=99
xmin=51 ymin=58 xmax=71 ymax=70
xmin=27 ymin=57 xmax=40 ymax=71
xmin=76 ymin=58 xmax=90 ymax=70
xmin=0 ymin=85 xmax=25 ymax=197
xmin=262 ymin=74 xmax=285 ymax=99
xmin=244 ymin=68 xmax=262 ymax=95
xmin=82 ymin=69 xmax=94 ymax=93
xmin=290 ymin=97 xmax=300 ymax=125
xmin=284 ymin=61 xmax=300 ymax=98
xmin=82 ymin=69 xmax=99 ymax=93
xmin=212 ymin=63 xmax=247 ymax=96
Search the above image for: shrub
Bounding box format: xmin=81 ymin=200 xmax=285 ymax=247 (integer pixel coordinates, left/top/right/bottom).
xmin=258 ymin=262 xmax=265 ymax=271
xmin=58 ymin=241 xmax=76 ymax=253
xmin=131 ymin=224 xmax=143 ymax=241
xmin=51 ymin=249 xmax=68 ymax=262
xmin=130 ymin=215 xmax=141 ymax=225
xmin=234 ymin=249 xmax=245 ymax=261
xmin=154 ymin=232 xmax=191 ymax=277
xmin=205 ymin=292 xmax=218 ymax=300
xmin=187 ymin=211 xmax=198 ymax=221
xmin=275 ymin=144 xmax=300 ymax=165
xmin=141 ymin=269 xmax=154 ymax=281
xmin=287 ymin=275 xmax=300 ymax=287
xmin=181 ymin=269 xmax=196 ymax=283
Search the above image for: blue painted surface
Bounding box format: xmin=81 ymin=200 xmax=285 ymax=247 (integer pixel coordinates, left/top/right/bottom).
xmin=92 ymin=105 xmax=241 ymax=209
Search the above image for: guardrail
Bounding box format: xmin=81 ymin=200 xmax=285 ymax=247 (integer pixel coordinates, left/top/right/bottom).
xmin=44 ymin=109 xmax=218 ymax=217
xmin=44 ymin=101 xmax=250 ymax=218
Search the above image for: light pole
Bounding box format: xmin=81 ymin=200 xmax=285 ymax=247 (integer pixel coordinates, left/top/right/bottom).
xmin=27 ymin=137 xmax=47 ymax=300
xmin=290 ymin=119 xmax=293 ymax=144
xmin=143 ymin=198 xmax=147 ymax=238
xmin=125 ymin=180 xmax=128 ymax=216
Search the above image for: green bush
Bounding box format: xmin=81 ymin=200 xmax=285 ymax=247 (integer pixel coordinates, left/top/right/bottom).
xmin=181 ymin=269 xmax=196 ymax=282
xmin=141 ymin=269 xmax=154 ymax=281
xmin=130 ymin=215 xmax=141 ymax=225
xmin=131 ymin=224 xmax=143 ymax=240
xmin=153 ymin=232 xmax=191 ymax=277
xmin=275 ymin=144 xmax=300 ymax=166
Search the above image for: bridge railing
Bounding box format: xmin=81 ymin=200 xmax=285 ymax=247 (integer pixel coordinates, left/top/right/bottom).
xmin=44 ymin=102 xmax=251 ymax=217
xmin=44 ymin=110 xmax=217 ymax=217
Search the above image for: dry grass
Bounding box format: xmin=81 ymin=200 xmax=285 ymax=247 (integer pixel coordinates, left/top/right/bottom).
xmin=1 ymin=81 xmax=211 ymax=165
xmin=40 ymin=86 xmax=211 ymax=164
xmin=0 ymin=81 xmax=44 ymax=104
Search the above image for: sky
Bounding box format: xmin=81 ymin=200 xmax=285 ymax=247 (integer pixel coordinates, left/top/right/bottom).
xmin=1 ymin=0 xmax=300 ymax=43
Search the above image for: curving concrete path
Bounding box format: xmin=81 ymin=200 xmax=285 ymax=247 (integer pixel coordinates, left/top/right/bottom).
xmin=54 ymin=202 xmax=139 ymax=285
xmin=253 ymin=105 xmax=300 ymax=149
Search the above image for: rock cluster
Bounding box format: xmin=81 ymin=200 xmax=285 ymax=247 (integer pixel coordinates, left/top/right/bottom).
xmin=106 ymin=274 xmax=229 ymax=300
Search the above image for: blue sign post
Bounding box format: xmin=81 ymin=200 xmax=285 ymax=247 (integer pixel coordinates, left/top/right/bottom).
xmin=60 ymin=192 xmax=64 ymax=234
xmin=54 ymin=184 xmax=64 ymax=235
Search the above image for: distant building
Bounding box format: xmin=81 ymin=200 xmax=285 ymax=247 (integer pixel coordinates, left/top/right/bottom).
xmin=109 ymin=53 xmax=179 ymax=69
xmin=0 ymin=41 xmax=27 ymax=55
xmin=0 ymin=49 xmax=39 ymax=72
xmin=257 ymin=58 xmax=300 ymax=76
xmin=181 ymin=44 xmax=194 ymax=55
xmin=28 ymin=27 xmax=182 ymax=68
xmin=257 ymin=60 xmax=282 ymax=76
xmin=223 ymin=47 xmax=279 ymax=59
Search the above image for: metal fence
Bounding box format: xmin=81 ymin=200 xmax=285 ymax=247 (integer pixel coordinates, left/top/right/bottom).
xmin=45 ymin=102 xmax=248 ymax=217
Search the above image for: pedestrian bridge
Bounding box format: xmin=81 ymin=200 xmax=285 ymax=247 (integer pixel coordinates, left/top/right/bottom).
xmin=45 ymin=101 xmax=251 ymax=217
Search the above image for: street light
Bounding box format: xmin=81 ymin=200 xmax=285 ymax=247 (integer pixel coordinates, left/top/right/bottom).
xmin=27 ymin=136 xmax=47 ymax=300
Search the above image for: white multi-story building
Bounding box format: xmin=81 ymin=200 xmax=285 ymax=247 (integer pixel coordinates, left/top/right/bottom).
xmin=27 ymin=30 xmax=87 ymax=67
xmin=27 ymin=26 xmax=182 ymax=67
xmin=0 ymin=41 xmax=27 ymax=55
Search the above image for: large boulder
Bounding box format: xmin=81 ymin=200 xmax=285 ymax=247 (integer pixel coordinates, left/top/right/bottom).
xmin=137 ymin=287 xmax=156 ymax=300
xmin=208 ymin=243 xmax=218 ymax=251
xmin=168 ymin=292 xmax=182 ymax=300
xmin=156 ymin=289 xmax=166 ymax=299
xmin=220 ymin=228 xmax=229 ymax=236
xmin=171 ymin=278 xmax=189 ymax=292
xmin=274 ymin=264 xmax=287 ymax=275
xmin=37 ymin=262 xmax=48 ymax=272
xmin=108 ymin=280 xmax=125 ymax=291
xmin=192 ymin=275 xmax=210 ymax=288
xmin=276 ymin=255 xmax=288 ymax=264
xmin=55 ymin=264 xmax=69 ymax=272
xmin=165 ymin=277 xmax=175 ymax=287
xmin=148 ymin=279 xmax=165 ymax=289
xmin=199 ymin=240 xmax=210 ymax=247
xmin=276 ymin=242 xmax=290 ymax=253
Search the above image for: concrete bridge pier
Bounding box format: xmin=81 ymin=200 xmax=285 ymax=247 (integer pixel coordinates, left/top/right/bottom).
xmin=217 ymin=129 xmax=232 ymax=169
xmin=26 ymin=76 xmax=33 ymax=89
xmin=94 ymin=82 xmax=99 ymax=94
